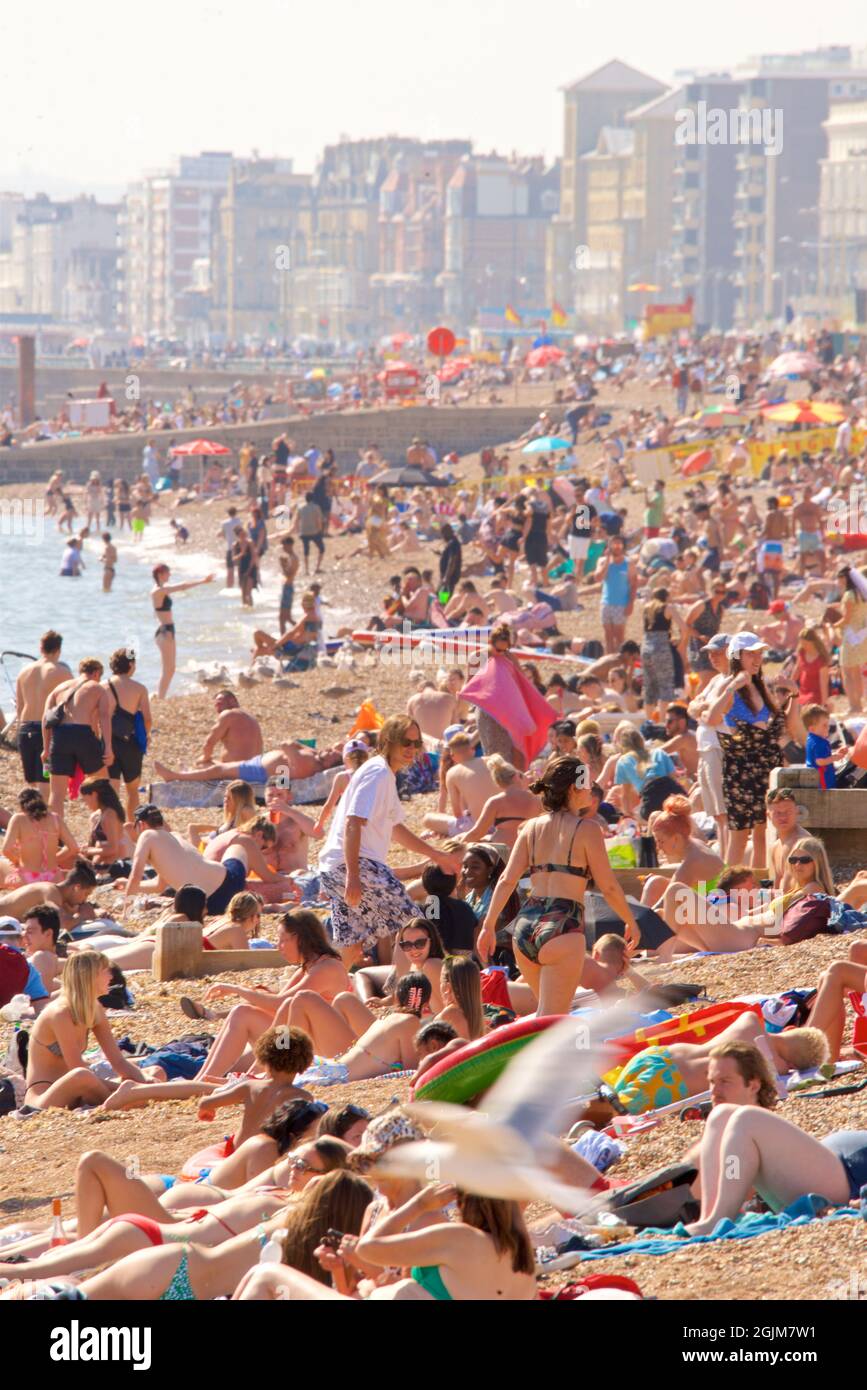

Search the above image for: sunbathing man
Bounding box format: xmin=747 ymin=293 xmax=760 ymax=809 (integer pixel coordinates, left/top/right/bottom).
xmin=608 ymin=1014 xmax=827 ymax=1118
xmin=422 ymin=732 xmax=497 ymax=838
xmin=117 ymin=804 xmax=248 ymax=920
xmin=202 ymin=815 xmax=294 ymax=899
xmin=100 ymin=1026 xmax=314 ymax=1148
xmin=197 ymin=690 xmax=263 ymax=766
xmin=155 ymin=742 xmax=342 ymax=790
xmin=20 ymin=905 xmax=63 ymax=999
xmin=295 ymin=972 xmax=432 ymax=1086
xmin=0 ymin=858 xmax=98 ymax=933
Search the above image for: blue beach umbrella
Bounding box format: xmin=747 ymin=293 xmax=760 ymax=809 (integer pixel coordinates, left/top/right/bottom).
xmin=522 ymin=436 xmax=571 ymax=453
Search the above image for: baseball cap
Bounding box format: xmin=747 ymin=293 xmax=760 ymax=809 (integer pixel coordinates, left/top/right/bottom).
xmin=442 ymin=723 xmax=465 ymax=744
xmin=700 ymin=633 xmax=730 ymax=653
xmin=0 ymin=916 xmax=21 ymax=935
xmin=343 ymin=738 xmax=368 ymax=757
xmin=727 ymin=631 xmax=769 ymax=658
xmin=768 ymin=599 xmax=787 ymax=614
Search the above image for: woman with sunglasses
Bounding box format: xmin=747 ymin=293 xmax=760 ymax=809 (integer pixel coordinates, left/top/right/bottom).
xmin=352 ymin=915 xmax=447 ymax=1011
xmin=318 ymin=715 xmax=462 ymax=969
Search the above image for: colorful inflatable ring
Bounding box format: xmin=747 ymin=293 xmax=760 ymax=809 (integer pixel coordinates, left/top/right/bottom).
xmin=180 ymin=1139 xmax=233 ymax=1180
xmin=601 ymin=1001 xmax=763 ymax=1085
xmin=412 ymin=1015 xmax=561 ymax=1104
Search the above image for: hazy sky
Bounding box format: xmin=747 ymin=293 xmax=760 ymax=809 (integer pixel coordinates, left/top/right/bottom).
xmin=1 ymin=0 xmax=865 ymax=197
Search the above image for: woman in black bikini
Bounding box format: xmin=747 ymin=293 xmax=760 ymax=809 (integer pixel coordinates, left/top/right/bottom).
xmin=78 ymin=779 xmax=133 ymax=872
xmin=24 ymin=951 xmax=150 ymax=1111
xmin=151 ymin=562 xmax=215 ymax=700
xmin=478 ymin=756 xmax=640 ymax=1015
xmin=453 ymin=753 xmax=540 ymax=851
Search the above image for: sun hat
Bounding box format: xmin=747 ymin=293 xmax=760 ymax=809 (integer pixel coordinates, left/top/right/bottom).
xmin=727 ymin=632 xmax=769 ymax=658
xmin=347 ymin=1108 xmax=426 ymax=1173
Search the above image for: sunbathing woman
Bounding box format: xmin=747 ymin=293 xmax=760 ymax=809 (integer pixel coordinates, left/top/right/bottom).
xmin=189 ymin=910 xmax=349 ymax=1078
xmin=186 ymin=779 xmax=256 ymax=849
xmin=9 ymin=1159 xmax=363 ymax=1301
xmin=639 ymin=794 xmax=725 ymax=908
xmin=295 ymin=973 xmax=433 ymax=1086
xmin=23 ymin=951 xmax=153 ymax=1111
xmin=684 ymin=1108 xmax=867 ymax=1236
xmin=478 ymin=755 xmax=640 ymax=1015
xmin=609 ymin=1014 xmax=827 ymax=1117
xmin=78 ymin=779 xmax=133 ymax=870
xmin=654 ymin=837 xmax=833 ymax=958
xmin=0 ymin=789 xmax=78 ymax=886
xmin=436 ymin=955 xmax=485 ymax=1041
xmin=236 ymin=1185 xmax=537 ymax=1302
xmin=451 ymin=754 xmax=540 ymax=852
xmin=351 ymin=916 xmax=446 ymax=1017
xmin=70 ymin=886 xmax=260 ymax=971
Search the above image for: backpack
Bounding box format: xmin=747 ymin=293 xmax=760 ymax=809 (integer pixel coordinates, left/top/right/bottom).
xmin=610 ymin=1162 xmax=699 ymax=1229
xmin=777 ymin=894 xmax=835 ymax=946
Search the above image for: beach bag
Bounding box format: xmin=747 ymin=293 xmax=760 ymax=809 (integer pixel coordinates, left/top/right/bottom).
xmin=0 ymin=1076 xmax=16 ymax=1116
xmin=606 ymin=834 xmax=638 ymax=870
xmin=134 ymin=710 xmax=149 ymax=752
xmin=109 ymin=683 xmax=137 ymax=744
xmin=610 ymin=1162 xmax=699 ymax=1230
xmin=44 ymin=678 xmax=84 ymax=729
xmin=778 ymin=894 xmax=834 ymax=946
xmin=0 ymin=942 xmax=29 ymax=1008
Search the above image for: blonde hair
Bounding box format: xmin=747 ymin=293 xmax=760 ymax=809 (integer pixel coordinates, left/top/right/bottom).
xmin=227 ymin=891 xmax=264 ymax=926
xmin=775 ymin=1026 xmax=830 ymax=1072
xmin=62 ymin=950 xmax=110 ymax=1029
xmin=616 ymin=725 xmax=649 ymax=769
xmin=790 ymin=836 xmax=834 ymax=895
xmin=224 ymin=780 xmax=256 ymax=828
xmin=485 ymin=754 xmax=518 ymax=787
xmin=592 ymin=934 xmax=629 ymax=970
xmin=575 ymin=719 xmax=601 ymax=738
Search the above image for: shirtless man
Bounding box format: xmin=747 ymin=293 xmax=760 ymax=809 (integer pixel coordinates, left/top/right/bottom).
xmin=765 ymin=788 xmax=805 ymax=892
xmin=753 ymin=601 xmax=804 ymax=658
xmin=486 ymin=577 xmax=522 ymax=615
xmin=42 ymin=658 xmax=112 ymax=813
xmin=661 ymin=703 xmax=698 ymax=781
xmin=118 ymin=805 xmax=248 ymax=921
xmin=22 ymin=905 xmax=63 ymax=1000
xmin=198 ymin=691 xmax=263 ymax=765
xmin=408 ymin=667 xmax=469 ymax=745
xmin=264 ymin=783 xmax=319 ymax=873
xmin=792 ymin=486 xmax=826 ymax=576
xmin=406 ymin=438 xmax=437 ymax=473
xmin=155 ymin=741 xmax=341 ymax=789
xmin=383 ymin=567 xmax=434 ymax=630
xmin=100 ymin=533 xmax=118 ymax=593
xmin=203 ymin=818 xmax=293 ymax=899
xmin=0 ymin=858 xmax=98 ymax=933
xmin=422 ymin=732 xmax=496 ymax=838
xmin=15 ymin=630 xmax=71 ymax=788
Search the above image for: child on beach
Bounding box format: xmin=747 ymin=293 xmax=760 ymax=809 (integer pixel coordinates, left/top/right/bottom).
xmin=803 ymin=703 xmax=844 ymax=789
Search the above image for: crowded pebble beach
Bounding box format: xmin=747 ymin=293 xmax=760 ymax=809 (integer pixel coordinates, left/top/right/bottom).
xmin=4 ymin=330 xmax=867 ymax=1309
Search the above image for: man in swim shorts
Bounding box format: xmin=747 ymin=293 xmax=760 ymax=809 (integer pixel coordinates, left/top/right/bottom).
xmin=120 ymin=805 xmax=248 ymax=919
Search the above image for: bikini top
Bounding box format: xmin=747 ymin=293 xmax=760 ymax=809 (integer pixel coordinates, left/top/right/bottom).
xmin=154 ymin=594 xmax=173 ymax=613
xmin=35 ymin=1035 xmax=63 ymax=1058
xmin=493 ymin=815 xmax=525 ymax=827
xmin=529 ymin=816 xmax=590 ymax=879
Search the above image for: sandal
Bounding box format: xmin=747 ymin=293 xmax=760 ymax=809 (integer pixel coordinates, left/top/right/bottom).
xmin=180 ymin=996 xmax=209 ymax=1022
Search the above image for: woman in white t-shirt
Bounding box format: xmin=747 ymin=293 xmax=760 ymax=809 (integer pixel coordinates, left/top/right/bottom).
xmin=318 ymin=716 xmax=460 ymax=967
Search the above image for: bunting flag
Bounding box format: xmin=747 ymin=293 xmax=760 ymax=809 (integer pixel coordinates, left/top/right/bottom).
xmin=551 ymin=301 xmax=568 ymax=328
xmin=504 ymin=304 xmax=522 ymax=325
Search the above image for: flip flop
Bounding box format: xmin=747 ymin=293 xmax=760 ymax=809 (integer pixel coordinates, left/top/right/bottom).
xmin=180 ymin=996 xmax=209 ymax=1021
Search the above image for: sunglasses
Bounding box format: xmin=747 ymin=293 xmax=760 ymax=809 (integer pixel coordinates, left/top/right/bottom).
xmin=787 ymin=855 xmax=814 ymax=865
xmin=287 ymin=1154 xmax=317 ymax=1174
xmin=401 ymin=738 xmax=423 ymax=749
xmin=336 ymin=1104 xmax=370 ymax=1124
xmin=400 ymin=937 xmax=430 ymax=951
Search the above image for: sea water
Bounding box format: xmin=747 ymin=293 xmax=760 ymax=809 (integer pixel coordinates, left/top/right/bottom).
xmin=0 ymin=511 xmax=301 ymax=695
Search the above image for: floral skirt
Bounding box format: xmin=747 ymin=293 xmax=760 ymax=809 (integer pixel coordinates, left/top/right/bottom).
xmin=718 ymin=717 xmax=784 ymax=832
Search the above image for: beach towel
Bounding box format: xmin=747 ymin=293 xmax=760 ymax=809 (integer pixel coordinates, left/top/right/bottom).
xmin=577 ymin=1194 xmax=858 ymax=1261
xmin=460 ymin=654 xmax=558 ymax=764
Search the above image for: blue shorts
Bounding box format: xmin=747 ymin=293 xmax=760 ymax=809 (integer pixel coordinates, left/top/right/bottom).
xmin=821 ymin=1131 xmax=867 ymax=1200
xmin=24 ymin=961 xmax=49 ymax=1002
xmin=206 ymin=857 xmax=247 ymax=916
xmin=236 ymin=756 xmax=268 ymax=784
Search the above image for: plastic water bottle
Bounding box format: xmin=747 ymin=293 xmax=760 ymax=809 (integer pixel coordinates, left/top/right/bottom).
xmin=0 ymin=994 xmax=30 ymax=1024
xmin=259 ymin=1231 xmax=283 ymax=1265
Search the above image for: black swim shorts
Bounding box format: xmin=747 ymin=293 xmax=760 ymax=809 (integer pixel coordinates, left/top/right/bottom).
xmin=49 ymin=723 xmax=106 ymax=778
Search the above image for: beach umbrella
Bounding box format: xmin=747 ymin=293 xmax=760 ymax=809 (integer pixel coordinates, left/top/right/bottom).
xmin=169 ymin=439 xmax=231 ymax=456
xmin=762 ymin=399 xmax=846 ymax=426
xmin=326 ymin=382 xmax=344 ymax=397
xmin=532 ymin=333 xmax=554 ymax=348
xmin=767 ymin=351 xmax=821 ymax=378
xmin=437 ymin=356 xmax=473 ymax=383
xmin=522 ymin=436 xmax=572 ymax=453
xmin=627 ymin=282 xmax=660 ymax=292
xmin=525 ymin=345 xmax=565 ymax=369
xmin=681 ymin=448 xmax=713 ymax=476
xmin=305 ymin=367 xmax=328 ymax=381
xmin=696 ymin=404 xmax=749 ymax=427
